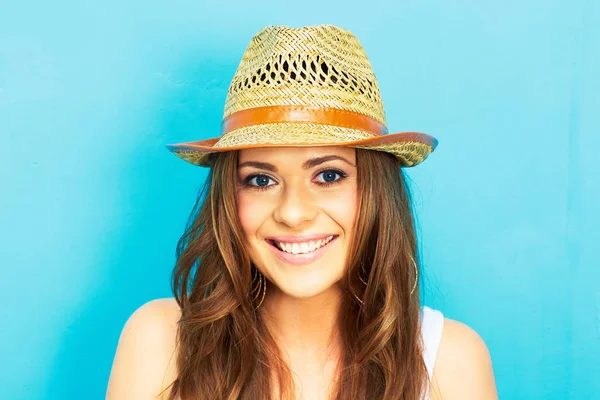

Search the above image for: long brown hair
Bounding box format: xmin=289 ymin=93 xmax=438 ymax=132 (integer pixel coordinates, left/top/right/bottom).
xmin=168 ymin=148 xmax=427 ymax=399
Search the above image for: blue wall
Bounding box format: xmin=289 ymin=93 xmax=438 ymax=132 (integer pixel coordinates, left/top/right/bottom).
xmin=1 ymin=1 xmax=598 ymax=399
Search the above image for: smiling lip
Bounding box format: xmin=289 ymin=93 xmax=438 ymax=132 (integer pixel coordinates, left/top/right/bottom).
xmin=265 ymin=234 xmax=336 ymax=242
xmin=265 ymin=234 xmax=339 ymax=266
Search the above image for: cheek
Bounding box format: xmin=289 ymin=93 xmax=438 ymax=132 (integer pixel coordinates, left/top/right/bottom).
xmin=321 ymin=187 xmax=358 ymax=232
xmin=237 ymin=191 xmax=269 ymax=236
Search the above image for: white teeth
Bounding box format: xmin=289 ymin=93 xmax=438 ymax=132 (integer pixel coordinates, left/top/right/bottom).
xmin=276 ymin=236 xmax=336 ymax=255
xmin=291 ymin=243 xmax=300 ymax=254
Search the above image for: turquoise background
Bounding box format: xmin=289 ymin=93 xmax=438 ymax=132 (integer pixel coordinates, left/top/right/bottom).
xmin=1 ymin=0 xmax=598 ymax=399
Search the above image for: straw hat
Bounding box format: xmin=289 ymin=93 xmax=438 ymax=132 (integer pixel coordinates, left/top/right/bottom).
xmin=166 ymin=24 xmax=438 ymax=167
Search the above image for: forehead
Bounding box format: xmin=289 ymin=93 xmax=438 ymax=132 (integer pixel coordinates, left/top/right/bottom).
xmin=238 ymin=146 xmax=356 ymax=165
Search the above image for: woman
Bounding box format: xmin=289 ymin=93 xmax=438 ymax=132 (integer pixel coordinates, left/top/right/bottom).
xmin=107 ymin=25 xmax=498 ymax=399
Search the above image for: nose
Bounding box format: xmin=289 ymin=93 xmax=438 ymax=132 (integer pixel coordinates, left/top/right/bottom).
xmin=272 ymin=183 xmax=318 ymax=229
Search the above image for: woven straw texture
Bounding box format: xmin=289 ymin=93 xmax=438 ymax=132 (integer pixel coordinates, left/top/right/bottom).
xmin=224 ymin=25 xmax=385 ymax=124
xmin=167 ymin=25 xmax=437 ymax=167
xmin=173 ymin=123 xmax=434 ymax=167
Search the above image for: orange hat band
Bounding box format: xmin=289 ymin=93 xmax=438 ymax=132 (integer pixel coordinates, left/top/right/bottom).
xmin=221 ymin=105 xmax=388 ymax=136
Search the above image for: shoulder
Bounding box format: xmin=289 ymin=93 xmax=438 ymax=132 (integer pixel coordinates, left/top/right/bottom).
xmin=429 ymin=317 xmax=498 ymax=400
xmin=106 ymin=298 xmax=181 ymax=400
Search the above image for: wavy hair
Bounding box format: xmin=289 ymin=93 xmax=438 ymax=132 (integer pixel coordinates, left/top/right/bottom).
xmin=167 ymin=148 xmax=427 ymax=399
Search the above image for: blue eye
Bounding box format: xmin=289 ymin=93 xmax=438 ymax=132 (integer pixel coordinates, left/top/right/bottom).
xmin=242 ymin=169 xmax=347 ymax=191
xmin=322 ymin=171 xmax=337 ymax=182
xmin=316 ymin=169 xmax=345 ymax=184
xmin=246 ymin=174 xmax=274 ymax=188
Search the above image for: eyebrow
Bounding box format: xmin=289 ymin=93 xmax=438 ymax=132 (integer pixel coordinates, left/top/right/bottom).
xmin=238 ymin=155 xmax=356 ymax=172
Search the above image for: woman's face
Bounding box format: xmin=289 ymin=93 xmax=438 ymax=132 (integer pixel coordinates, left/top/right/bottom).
xmin=236 ymin=146 xmax=358 ymax=300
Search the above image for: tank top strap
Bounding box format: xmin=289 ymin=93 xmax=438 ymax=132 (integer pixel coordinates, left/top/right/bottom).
xmin=420 ymin=306 xmax=444 ymax=380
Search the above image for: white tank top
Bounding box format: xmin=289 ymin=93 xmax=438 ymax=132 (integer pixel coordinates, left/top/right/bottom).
xmin=420 ymin=306 xmax=444 ymax=400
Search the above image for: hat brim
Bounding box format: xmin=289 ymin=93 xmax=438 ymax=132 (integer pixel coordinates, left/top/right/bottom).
xmin=166 ymin=130 xmax=438 ymax=168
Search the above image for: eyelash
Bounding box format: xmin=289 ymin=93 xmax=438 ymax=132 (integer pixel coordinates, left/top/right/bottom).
xmin=242 ymin=168 xmax=349 ymax=191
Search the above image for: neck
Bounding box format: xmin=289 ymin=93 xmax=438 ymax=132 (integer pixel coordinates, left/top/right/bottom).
xmin=261 ymin=284 xmax=343 ymax=360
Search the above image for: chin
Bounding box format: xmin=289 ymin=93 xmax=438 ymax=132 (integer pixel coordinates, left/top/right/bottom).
xmin=263 ymin=260 xmax=346 ymax=301
xmin=273 ymin=278 xmax=341 ymax=300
